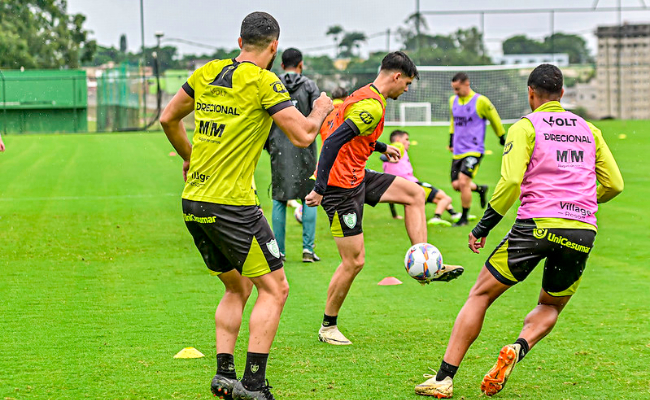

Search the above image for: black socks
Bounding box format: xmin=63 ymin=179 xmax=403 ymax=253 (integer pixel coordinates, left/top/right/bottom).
xmin=436 ymin=360 xmax=459 ymax=381
xmin=241 ymin=352 xmax=269 ymax=391
xmin=217 ymin=353 xmax=236 ymax=379
xmin=515 ymin=338 xmax=530 ymax=362
xmin=447 ymin=208 xmax=457 ymax=216
xmin=322 ymin=314 xmax=337 ymax=327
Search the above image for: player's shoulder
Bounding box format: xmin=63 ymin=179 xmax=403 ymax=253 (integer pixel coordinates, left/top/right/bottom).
xmin=508 ymin=117 xmax=535 ymax=135
xmin=350 ymin=97 xmax=383 ymax=118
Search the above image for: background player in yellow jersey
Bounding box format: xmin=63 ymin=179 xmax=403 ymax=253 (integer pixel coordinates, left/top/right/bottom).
xmin=415 ymin=64 xmax=623 ymax=398
xmin=449 ymin=72 xmax=506 ymax=226
xmin=160 ymin=12 xmax=332 ymax=400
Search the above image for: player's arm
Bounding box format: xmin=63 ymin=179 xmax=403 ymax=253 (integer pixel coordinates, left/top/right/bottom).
xmin=589 ymin=123 xmax=624 ymax=203
xmin=271 ymin=94 xmax=332 ymax=148
xmin=448 ymin=96 xmax=455 ymax=150
xmin=469 ymin=120 xmax=534 ymax=252
xmin=478 ymin=96 xmax=506 ymax=145
xmin=160 ymin=86 xmax=195 ymax=162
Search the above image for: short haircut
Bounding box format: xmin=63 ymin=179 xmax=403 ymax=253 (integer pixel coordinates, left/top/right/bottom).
xmin=380 ymin=51 xmax=419 ymax=79
xmin=240 ymin=12 xmax=280 ymax=50
xmin=282 ymin=48 xmax=302 ymax=68
xmin=528 ymin=64 xmax=563 ymax=96
xmin=331 ymin=86 xmax=348 ymax=99
xmin=451 ymin=72 xmax=469 ymax=83
xmin=390 ymin=129 xmax=408 ymax=142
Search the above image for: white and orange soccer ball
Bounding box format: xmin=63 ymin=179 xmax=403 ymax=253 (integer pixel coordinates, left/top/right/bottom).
xmin=404 ymin=243 xmax=443 ymax=283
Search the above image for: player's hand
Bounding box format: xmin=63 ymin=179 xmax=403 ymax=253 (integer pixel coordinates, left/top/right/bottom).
xmin=313 ymin=92 xmax=334 ymax=115
xmin=468 ymin=232 xmax=486 ymax=254
xmin=447 ymin=146 xmax=453 ymax=153
xmin=305 ymin=190 xmax=323 ymax=207
xmin=384 ymin=145 xmax=401 ymax=163
xmin=182 ymin=160 xmax=190 ymax=182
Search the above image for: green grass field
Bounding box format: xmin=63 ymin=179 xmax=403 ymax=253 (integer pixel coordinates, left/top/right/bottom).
xmin=1 ymin=121 xmax=648 ymax=399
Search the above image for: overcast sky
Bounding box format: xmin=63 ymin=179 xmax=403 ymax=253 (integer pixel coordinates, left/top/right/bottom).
xmin=67 ymin=0 xmax=650 ymax=59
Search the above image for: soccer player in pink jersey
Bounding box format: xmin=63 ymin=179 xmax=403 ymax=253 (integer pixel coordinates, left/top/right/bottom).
xmin=415 ymin=64 xmax=624 ymax=398
xmin=382 ymin=129 xmax=460 ymax=227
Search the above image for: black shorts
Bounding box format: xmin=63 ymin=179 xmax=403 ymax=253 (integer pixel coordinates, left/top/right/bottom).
xmin=416 ymin=181 xmax=439 ymax=203
xmin=321 ymin=170 xmax=396 ymax=237
xmin=451 ymin=155 xmax=483 ymax=181
xmin=485 ymin=220 xmax=596 ymax=296
xmin=182 ymin=199 xmax=283 ymax=277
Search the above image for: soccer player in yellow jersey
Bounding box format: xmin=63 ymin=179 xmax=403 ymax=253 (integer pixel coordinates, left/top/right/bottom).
xmin=415 ymin=65 xmax=623 ymax=398
xmin=449 ymin=72 xmax=506 ymax=226
xmin=160 ymin=12 xmax=332 ymax=400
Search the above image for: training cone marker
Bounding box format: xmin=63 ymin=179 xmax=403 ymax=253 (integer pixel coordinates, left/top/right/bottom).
xmin=378 ymin=276 xmax=402 ymax=285
xmin=173 ymin=347 xmax=205 ymax=359
xmin=169 ymin=151 xmax=177 ymax=156
xmin=485 ymin=149 xmax=494 ymax=155
xmin=618 ymin=134 xmax=627 ymax=140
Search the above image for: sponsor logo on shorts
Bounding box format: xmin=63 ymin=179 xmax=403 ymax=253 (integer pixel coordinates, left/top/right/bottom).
xmin=464 ymin=156 xmax=478 ymax=170
xmin=546 ymin=232 xmax=591 ymax=253
xmin=266 ymin=239 xmax=281 ymax=258
xmin=343 ymin=212 xmax=357 ymax=229
xmin=183 ymin=213 xmax=216 ymax=224
xmin=533 ymin=228 xmax=547 ymax=239
xmin=359 ymin=110 xmax=374 ymax=124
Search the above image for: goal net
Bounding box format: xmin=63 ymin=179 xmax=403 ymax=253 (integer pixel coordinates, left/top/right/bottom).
xmin=384 ymin=64 xmax=536 ymax=126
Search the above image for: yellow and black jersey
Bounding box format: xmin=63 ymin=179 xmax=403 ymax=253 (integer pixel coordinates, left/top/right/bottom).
xmin=181 ymin=58 xmax=292 ymax=205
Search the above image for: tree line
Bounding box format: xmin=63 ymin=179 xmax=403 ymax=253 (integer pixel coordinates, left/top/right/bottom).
xmin=0 ymin=4 xmax=592 ymax=72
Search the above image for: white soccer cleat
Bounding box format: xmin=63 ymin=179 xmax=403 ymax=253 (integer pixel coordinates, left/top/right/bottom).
xmin=415 ymin=373 xmax=453 ymax=398
xmin=287 ymin=199 xmax=300 ymax=208
xmin=318 ymin=325 xmax=352 ymax=345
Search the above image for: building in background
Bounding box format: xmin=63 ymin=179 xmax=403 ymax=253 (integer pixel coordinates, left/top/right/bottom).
xmin=596 ymin=23 xmax=650 ymax=119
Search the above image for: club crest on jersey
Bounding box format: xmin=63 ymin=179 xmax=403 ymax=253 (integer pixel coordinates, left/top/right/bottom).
xmin=533 ymin=228 xmax=548 ymax=240
xmin=343 ymin=213 xmax=357 ymax=229
xmin=267 ymin=240 xmax=281 ymax=258
xmin=359 ymin=111 xmax=374 ymax=124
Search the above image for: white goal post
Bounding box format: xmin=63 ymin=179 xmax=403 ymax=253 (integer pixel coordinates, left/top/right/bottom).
xmin=399 ymin=102 xmax=432 ymax=126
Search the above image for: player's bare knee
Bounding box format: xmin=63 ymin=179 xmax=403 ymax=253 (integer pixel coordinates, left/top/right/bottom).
xmin=451 ymin=181 xmax=460 ymax=191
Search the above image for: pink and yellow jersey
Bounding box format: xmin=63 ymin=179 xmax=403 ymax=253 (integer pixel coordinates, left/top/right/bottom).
xmin=382 ymin=142 xmax=418 ymax=183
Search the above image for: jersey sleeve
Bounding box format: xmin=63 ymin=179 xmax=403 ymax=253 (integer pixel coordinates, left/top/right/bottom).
xmin=587 ymin=122 xmax=624 ymax=203
xmin=472 ymin=119 xmax=535 ymax=238
xmin=345 ymin=98 xmax=383 ymax=136
xmin=183 ymin=64 xmax=204 ymax=98
xmin=259 ymin=71 xmax=293 ymax=115
xmin=449 ymin=95 xmax=455 ymax=134
xmin=477 ymin=96 xmax=505 ymax=137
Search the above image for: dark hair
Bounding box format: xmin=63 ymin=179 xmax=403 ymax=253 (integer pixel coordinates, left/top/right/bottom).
xmin=331 ymin=86 xmax=348 ymax=99
xmin=240 ymin=12 xmax=280 ymax=49
xmin=390 ymin=129 xmax=408 ymax=142
xmin=451 ymin=72 xmax=468 ymax=83
xmin=380 ymin=51 xmax=419 ymax=79
xmin=282 ymin=48 xmax=303 ymax=68
xmin=528 ymin=64 xmax=563 ymax=96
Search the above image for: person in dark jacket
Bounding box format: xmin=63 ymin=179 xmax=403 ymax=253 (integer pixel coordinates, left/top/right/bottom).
xmin=267 ymin=48 xmax=321 ymax=263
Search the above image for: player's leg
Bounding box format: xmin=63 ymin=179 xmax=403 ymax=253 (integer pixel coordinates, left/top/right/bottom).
xmin=271 ymin=199 xmax=287 ymax=260
xmin=376 ymin=176 xmax=427 ymax=244
xmin=300 ymin=200 xmax=319 ymax=262
xmin=415 ymin=266 xmax=510 ymax=397
xmin=320 ymin=234 xmax=365 ymax=344
xmin=481 ymin=227 xmax=595 ymax=397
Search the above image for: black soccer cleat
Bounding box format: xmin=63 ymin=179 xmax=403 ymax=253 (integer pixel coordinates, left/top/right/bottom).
xmin=478 ymin=185 xmax=489 ymax=209
xmin=232 ymin=379 xmax=276 ymax=400
xmin=211 ymin=374 xmax=237 ymax=400
xmin=430 ymin=264 xmax=465 ymax=282
xmin=453 ymin=219 xmax=469 ymax=227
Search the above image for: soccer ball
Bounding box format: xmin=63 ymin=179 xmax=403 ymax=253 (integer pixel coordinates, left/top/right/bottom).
xmin=404 ymin=243 xmax=443 ymax=283
xmin=294 ymin=205 xmax=303 ymax=224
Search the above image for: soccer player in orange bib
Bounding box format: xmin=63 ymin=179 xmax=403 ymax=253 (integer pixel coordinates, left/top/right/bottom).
xmin=306 ymin=52 xmax=464 ymax=346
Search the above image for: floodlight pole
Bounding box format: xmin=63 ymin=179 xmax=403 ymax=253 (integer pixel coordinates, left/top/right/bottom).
xmin=140 ymin=0 xmax=146 ymax=127
xmin=617 ymin=0 xmax=622 ymax=119
xmin=0 ymin=69 xmax=6 ymax=136
xmin=480 ymin=12 xmax=485 ymax=58
xmin=549 ymin=10 xmax=555 ymax=62
xmin=415 ymin=0 xmax=421 ymax=62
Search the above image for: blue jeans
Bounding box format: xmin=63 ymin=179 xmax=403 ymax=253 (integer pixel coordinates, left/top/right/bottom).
xmin=272 ymin=199 xmax=316 ymax=253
